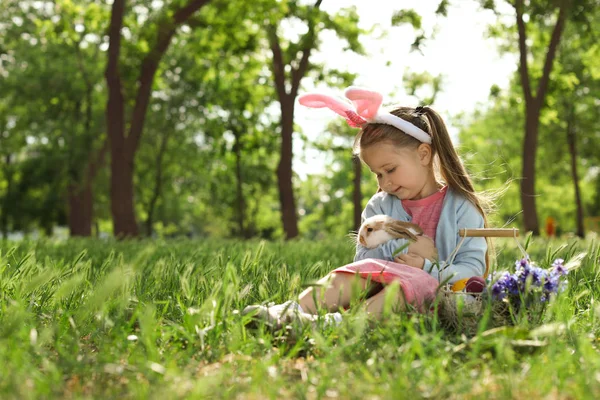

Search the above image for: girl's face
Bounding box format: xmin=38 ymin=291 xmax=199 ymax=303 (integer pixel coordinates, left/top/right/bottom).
xmin=361 ymin=141 xmax=438 ymax=200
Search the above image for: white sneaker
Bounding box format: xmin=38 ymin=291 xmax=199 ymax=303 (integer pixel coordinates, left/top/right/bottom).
xmin=321 ymin=312 xmax=343 ymax=328
xmin=243 ymin=300 xmax=305 ymax=330
xmin=243 ymin=301 xmax=343 ymax=331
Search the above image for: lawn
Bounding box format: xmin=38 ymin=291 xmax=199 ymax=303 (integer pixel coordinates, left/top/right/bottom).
xmin=0 ymin=236 xmax=599 ymax=399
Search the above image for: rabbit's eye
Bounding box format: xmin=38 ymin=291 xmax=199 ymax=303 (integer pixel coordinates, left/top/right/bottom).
xmin=367 ymin=228 xmax=373 ymax=232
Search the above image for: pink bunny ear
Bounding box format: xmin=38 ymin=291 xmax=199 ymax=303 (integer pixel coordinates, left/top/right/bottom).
xmin=298 ymin=93 xmax=367 ymax=127
xmin=344 ymin=87 xmax=383 ymax=120
xmin=298 ymin=93 xmax=354 ymax=117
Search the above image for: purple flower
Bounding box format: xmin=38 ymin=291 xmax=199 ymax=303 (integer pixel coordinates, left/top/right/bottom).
xmin=516 ymin=264 xmax=530 ymax=284
xmin=515 ymin=258 xmax=529 ymax=269
xmin=491 ymin=280 xmax=506 ymax=300
xmin=552 ymin=258 xmax=564 ymax=267
xmin=501 ymin=273 xmax=520 ymax=296
xmin=530 ymin=266 xmax=547 ymax=286
xmin=543 ymin=273 xmax=559 ymax=293
xmin=552 ymin=258 xmax=568 ymax=276
xmin=516 ymin=263 xmax=546 ymax=287
xmin=490 ymin=258 xmax=569 ymax=304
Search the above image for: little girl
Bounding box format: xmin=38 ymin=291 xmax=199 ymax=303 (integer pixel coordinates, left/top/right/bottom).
xmin=244 ymin=87 xmax=489 ymax=328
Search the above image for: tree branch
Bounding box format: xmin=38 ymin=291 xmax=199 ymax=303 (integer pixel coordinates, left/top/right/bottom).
xmin=105 ymin=0 xmax=124 ymax=89
xmin=105 ymin=0 xmax=126 ymax=148
xmin=536 ymin=1 xmax=569 ymax=104
xmin=268 ymin=26 xmax=288 ymax=102
xmin=172 ymin=0 xmax=210 ymax=24
xmin=515 ymin=0 xmax=533 ymax=105
xmin=86 ymin=137 xmax=109 ymax=185
xmin=290 ymin=0 xmax=322 ymax=97
xmin=127 ymin=0 xmax=210 ymax=154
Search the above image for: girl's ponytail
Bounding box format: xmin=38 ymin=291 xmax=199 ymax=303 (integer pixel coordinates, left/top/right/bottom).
xmin=421 ymin=107 xmax=492 ymax=275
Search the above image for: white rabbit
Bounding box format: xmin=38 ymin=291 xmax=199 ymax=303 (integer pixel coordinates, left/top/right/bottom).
xmin=357 ymin=215 xmax=423 ymax=249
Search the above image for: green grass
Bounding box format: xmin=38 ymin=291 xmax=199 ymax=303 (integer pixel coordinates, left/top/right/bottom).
xmin=0 ymin=235 xmax=599 ymax=399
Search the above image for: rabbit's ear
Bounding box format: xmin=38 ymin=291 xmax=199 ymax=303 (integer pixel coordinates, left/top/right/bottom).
xmin=384 ymin=221 xmax=420 ymax=241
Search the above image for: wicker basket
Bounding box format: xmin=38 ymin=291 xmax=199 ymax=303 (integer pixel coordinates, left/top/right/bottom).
xmin=436 ymin=287 xmax=516 ymax=335
xmin=435 ymin=228 xmax=524 ymax=335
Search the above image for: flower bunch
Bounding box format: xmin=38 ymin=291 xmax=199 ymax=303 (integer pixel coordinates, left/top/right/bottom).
xmin=491 ymin=258 xmax=569 ymax=303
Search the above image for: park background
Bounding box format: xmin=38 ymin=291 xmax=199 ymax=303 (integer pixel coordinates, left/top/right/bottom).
xmin=2 ymin=1 xmax=600 ymax=398
xmin=1 ymin=0 xmax=599 ymax=241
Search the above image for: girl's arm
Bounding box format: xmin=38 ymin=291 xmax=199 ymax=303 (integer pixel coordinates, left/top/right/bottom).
xmin=425 ymin=201 xmax=487 ymax=284
xmin=354 ymin=195 xmax=411 ymax=262
xmin=354 ymin=237 xmax=411 ymax=262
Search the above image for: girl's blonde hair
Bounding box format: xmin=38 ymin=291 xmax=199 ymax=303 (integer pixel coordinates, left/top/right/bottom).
xmin=353 ymin=106 xmax=492 ymax=275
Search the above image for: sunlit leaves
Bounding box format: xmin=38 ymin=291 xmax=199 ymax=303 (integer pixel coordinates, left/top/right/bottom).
xmin=391 ymin=9 xmax=422 ymax=30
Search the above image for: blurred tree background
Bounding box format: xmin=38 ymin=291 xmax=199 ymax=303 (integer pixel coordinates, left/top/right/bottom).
xmin=0 ymin=0 xmax=598 ymax=240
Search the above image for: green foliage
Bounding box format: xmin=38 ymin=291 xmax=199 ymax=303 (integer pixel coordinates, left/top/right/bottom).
xmin=403 ymin=70 xmax=444 ymax=105
xmin=457 ymin=77 xmax=597 ymax=232
xmin=0 ymin=0 xmax=599 ymax=241
xmin=132 ymin=1 xmax=281 ymax=238
xmin=297 ymin=119 xmax=378 ymax=239
xmin=0 ymin=0 xmax=108 ymax=233
xmin=458 ymin=2 xmax=600 ymax=233
xmin=391 ymin=2 xmax=448 ymax=53
xmin=391 ymin=9 xmax=422 ymax=30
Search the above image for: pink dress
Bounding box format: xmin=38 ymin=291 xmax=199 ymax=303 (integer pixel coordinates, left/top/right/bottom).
xmin=333 ymin=187 xmax=447 ymax=312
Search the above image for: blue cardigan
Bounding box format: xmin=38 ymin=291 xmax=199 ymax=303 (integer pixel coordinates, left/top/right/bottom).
xmin=354 ymin=188 xmax=487 ymax=284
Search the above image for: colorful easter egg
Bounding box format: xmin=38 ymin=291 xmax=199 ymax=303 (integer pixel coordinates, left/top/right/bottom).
xmin=465 ymin=276 xmax=486 ymax=293
xmin=451 ymin=278 xmax=470 ymax=292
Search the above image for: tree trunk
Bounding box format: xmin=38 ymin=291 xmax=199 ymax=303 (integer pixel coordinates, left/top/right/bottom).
xmin=105 ymin=0 xmax=209 ymax=238
xmin=68 ymin=61 xmax=105 ymax=237
xmin=567 ymin=108 xmax=585 ymax=238
xmin=105 ymin=0 xmax=137 ymax=237
xmin=1 ymin=154 xmax=12 ymax=238
xmin=352 ymin=155 xmax=362 ymax=232
xmin=145 ymin=131 xmax=170 ymax=237
xmin=520 ymin=106 xmax=541 ymax=235
xmin=67 ymin=139 xmax=108 ymax=237
xmin=268 ymin=1 xmax=321 ymax=240
xmin=514 ymin=0 xmax=568 ymax=235
xmin=233 ymin=129 xmax=249 ymax=238
xmin=246 ymin=186 xmax=260 ymax=238
xmin=277 ymin=96 xmax=298 ymax=239
xmin=68 ymin=182 xmax=93 ymax=236
xmin=111 ymin=147 xmax=139 ymax=237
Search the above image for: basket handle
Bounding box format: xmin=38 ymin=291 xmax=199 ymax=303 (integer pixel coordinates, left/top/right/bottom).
xmin=443 ymin=227 xmax=526 ymax=279
xmin=457 ymin=228 xmax=519 ymax=238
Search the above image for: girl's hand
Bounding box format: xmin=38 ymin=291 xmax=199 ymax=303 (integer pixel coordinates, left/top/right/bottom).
xmin=407 ymin=236 xmax=437 ymax=260
xmin=394 ymin=253 xmax=425 ymax=269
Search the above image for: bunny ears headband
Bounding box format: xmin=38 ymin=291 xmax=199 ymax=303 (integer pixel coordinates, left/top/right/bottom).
xmin=298 ymin=87 xmax=432 ymax=144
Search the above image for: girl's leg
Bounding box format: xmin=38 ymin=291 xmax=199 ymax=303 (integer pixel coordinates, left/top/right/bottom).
xmin=363 ymin=284 xmax=406 ymax=317
xmin=298 ymin=272 xmax=369 ymax=314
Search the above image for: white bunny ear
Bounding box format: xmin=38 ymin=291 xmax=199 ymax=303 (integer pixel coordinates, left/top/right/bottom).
xmin=298 ymin=93 xmax=367 ymax=127
xmin=344 ymin=87 xmax=383 ymax=120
